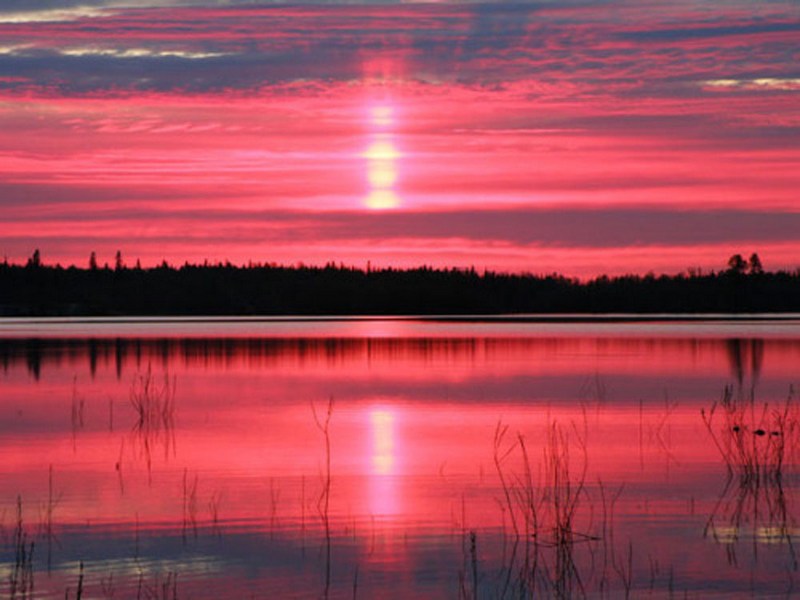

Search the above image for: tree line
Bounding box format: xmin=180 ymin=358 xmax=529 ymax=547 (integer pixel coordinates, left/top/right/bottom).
xmin=1 ymin=250 xmax=798 ymax=316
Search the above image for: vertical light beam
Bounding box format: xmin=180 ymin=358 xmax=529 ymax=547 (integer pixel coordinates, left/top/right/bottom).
xmin=365 ymin=104 xmax=400 ymax=209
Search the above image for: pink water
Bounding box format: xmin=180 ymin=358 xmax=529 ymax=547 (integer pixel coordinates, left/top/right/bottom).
xmin=1 ymin=318 xmax=799 ymax=598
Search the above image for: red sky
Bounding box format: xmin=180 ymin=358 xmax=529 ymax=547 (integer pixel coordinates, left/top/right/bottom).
xmin=0 ymin=1 xmax=798 ymax=276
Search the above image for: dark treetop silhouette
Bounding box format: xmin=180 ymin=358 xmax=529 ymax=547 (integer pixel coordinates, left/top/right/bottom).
xmin=1 ymin=251 xmax=798 ymax=316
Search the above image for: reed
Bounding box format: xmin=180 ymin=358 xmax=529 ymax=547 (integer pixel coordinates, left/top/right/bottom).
xmin=312 ymin=396 xmax=334 ymax=599
xmin=269 ymin=477 xmax=280 ymax=537
xmin=38 ymin=464 xmax=62 ymax=573
xmin=493 ymin=413 xmax=634 ymax=598
xmin=701 ymin=385 xmax=798 ymax=482
xmin=129 ymin=366 xmax=177 ymax=472
xmin=135 ymin=570 xmax=178 ymax=600
xmin=493 ymin=423 xmax=520 ymax=538
xmin=9 ymin=496 xmax=35 ymax=600
xmin=70 ymin=377 xmax=85 ymax=450
xmin=76 ymin=560 xmax=84 ymax=599
xmin=100 ymin=571 xmax=115 ymax=599
xmin=208 ymin=490 xmax=223 ymax=538
xmin=312 ymin=396 xmax=334 ymax=522
xmin=181 ymin=469 xmax=198 ymax=543
xmin=540 ymin=421 xmax=594 ymax=599
xmin=457 ymin=530 xmax=480 ymax=600
xmin=63 ymin=561 xmax=84 ymax=600
xmin=702 ymin=386 xmax=800 ymax=567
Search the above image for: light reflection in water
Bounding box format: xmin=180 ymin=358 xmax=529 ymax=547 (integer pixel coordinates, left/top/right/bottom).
xmin=369 ymin=407 xmax=400 ymax=519
xmin=371 ymin=408 xmax=394 ymax=476
xmin=1 ymin=323 xmax=800 ymax=597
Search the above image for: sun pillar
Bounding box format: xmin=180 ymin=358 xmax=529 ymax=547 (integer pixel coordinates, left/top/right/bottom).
xmin=365 ymin=106 xmax=400 ymax=209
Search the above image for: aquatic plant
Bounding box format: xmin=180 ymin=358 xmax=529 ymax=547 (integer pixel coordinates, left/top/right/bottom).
xmin=136 ymin=570 xmax=178 ymax=600
xmin=702 ymin=386 xmax=800 ymax=568
xmin=182 ymin=469 xmax=198 ymax=543
xmin=70 ymin=377 xmax=85 ymax=451
xmin=491 ymin=416 xmax=626 ymax=599
xmin=64 ymin=561 xmax=84 ymax=600
xmin=312 ymin=396 xmax=334 ymax=599
xmin=208 ymin=490 xmax=224 ymax=539
xmin=37 ymin=464 xmax=62 ymax=572
xmin=9 ymin=497 xmax=34 ymax=600
xmin=702 ymin=385 xmax=798 ymax=482
xmin=129 ymin=366 xmax=177 ymax=472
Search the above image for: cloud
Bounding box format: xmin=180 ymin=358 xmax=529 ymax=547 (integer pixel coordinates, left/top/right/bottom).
xmin=0 ymin=5 xmax=110 ymax=23
xmin=0 ymin=1 xmax=797 ymax=275
xmin=703 ymin=78 xmax=800 ymax=91
xmin=5 ymin=205 xmax=800 ymax=249
xmin=0 ymin=3 xmax=795 ymax=94
xmin=617 ymin=21 xmax=800 ymax=43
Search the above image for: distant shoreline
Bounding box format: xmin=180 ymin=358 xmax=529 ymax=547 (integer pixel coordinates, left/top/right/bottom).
xmin=2 ymin=260 xmax=799 ymax=317
xmin=3 ymin=313 xmax=800 ymax=324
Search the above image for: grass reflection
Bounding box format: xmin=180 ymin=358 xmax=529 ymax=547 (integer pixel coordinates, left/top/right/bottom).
xmin=129 ymin=367 xmax=176 ymax=475
xmin=489 ymin=415 xmax=631 ymax=598
xmin=703 ymin=386 xmax=800 ymax=571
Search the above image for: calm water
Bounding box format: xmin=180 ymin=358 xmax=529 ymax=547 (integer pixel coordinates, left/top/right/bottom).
xmin=2 ymin=318 xmax=800 ymax=598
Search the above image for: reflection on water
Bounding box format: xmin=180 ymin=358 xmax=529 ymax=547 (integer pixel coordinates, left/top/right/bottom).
xmin=1 ymin=321 xmax=800 ymax=597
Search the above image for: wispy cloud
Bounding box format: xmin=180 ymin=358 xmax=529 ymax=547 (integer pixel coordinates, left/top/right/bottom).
xmin=0 ymin=1 xmax=798 ymax=274
xmin=703 ymin=78 xmax=800 ymax=91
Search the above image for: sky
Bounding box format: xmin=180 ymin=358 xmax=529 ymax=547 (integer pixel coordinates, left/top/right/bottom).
xmin=0 ymin=0 xmax=798 ymax=277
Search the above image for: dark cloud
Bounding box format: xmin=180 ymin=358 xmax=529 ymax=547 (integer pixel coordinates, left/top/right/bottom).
xmin=618 ymin=21 xmax=800 ymax=43
xmin=0 ymin=3 xmax=796 ymax=95
xmin=255 ymin=208 xmax=800 ymax=248
xmin=6 ymin=206 xmax=800 ymax=249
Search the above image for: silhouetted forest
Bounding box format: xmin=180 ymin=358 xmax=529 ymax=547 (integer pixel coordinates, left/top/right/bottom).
xmin=1 ymin=252 xmax=799 ymax=316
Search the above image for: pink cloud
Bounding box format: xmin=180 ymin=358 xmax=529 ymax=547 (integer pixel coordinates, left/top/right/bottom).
xmin=0 ymin=3 xmax=797 ymax=275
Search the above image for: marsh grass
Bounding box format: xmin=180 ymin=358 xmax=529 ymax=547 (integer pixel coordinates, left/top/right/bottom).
xmin=643 ymin=394 xmax=680 ymax=471
xmin=457 ymin=529 xmax=480 ymax=600
xmin=70 ymin=377 xmax=85 ymax=451
xmin=182 ymin=469 xmax=198 ymax=543
xmin=494 ymin=415 xmax=602 ymax=598
xmin=702 ymin=385 xmax=800 ymax=567
xmin=37 ymin=464 xmax=62 ymax=572
xmin=312 ymin=396 xmax=334 ymax=599
xmin=470 ymin=530 xmax=478 ymax=600
xmin=702 ymin=385 xmax=799 ymax=481
xmin=100 ymin=571 xmax=115 ymax=598
xmin=491 ymin=415 xmax=627 ymax=599
xmin=8 ymin=497 xmax=34 ymax=600
xmin=208 ymin=490 xmax=223 ymax=539
xmin=64 ymin=561 xmax=84 ymax=600
xmin=136 ymin=570 xmax=178 ymax=600
xmin=129 ymin=367 xmax=176 ymax=473
xmin=269 ymin=477 xmax=280 ymax=538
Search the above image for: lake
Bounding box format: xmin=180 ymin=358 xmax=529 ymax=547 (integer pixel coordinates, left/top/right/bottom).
xmin=2 ymin=317 xmax=800 ymax=598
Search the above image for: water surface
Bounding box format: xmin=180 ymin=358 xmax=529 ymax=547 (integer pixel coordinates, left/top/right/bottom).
xmin=2 ymin=318 xmax=799 ymax=598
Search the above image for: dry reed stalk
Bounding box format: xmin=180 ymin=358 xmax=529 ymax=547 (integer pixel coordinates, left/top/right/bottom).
xmin=129 ymin=366 xmax=176 ymax=473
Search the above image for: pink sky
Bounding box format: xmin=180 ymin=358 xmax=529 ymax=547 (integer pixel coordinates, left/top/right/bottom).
xmin=0 ymin=1 xmax=798 ymax=276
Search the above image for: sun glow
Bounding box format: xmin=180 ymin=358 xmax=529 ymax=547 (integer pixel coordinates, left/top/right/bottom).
xmin=364 ymin=104 xmax=400 ymax=210
xmin=371 ymin=106 xmax=394 ymax=127
xmin=365 ymin=140 xmax=399 ymax=161
xmin=365 ymin=190 xmax=400 ymax=210
xmin=368 ymin=164 xmax=397 ymax=188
